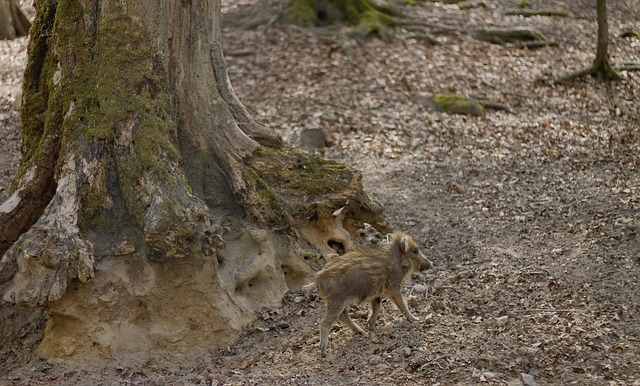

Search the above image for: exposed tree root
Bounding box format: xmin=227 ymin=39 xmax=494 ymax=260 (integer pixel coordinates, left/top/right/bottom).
xmin=617 ymin=63 xmax=640 ymax=72
xmin=282 ymin=0 xmax=399 ymax=40
xmin=472 ymin=27 xmax=548 ymax=45
xmin=0 ymin=152 xmax=98 ymax=307
xmin=504 ymin=10 xmax=568 ymax=17
xmin=555 ymin=59 xmax=623 ymax=84
xmin=408 ymin=32 xmax=442 ymax=45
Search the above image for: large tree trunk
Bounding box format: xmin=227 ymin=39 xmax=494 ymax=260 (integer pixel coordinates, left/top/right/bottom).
xmin=0 ymin=0 xmax=387 ymax=360
xmin=0 ymin=0 xmax=31 ymax=39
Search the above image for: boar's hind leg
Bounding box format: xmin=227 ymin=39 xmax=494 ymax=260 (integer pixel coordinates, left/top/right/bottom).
xmin=339 ymin=310 xmax=366 ymax=335
xmin=367 ymin=297 xmax=382 ymax=331
xmin=320 ymin=301 xmax=346 ymax=357
xmin=389 ymin=290 xmax=419 ymax=323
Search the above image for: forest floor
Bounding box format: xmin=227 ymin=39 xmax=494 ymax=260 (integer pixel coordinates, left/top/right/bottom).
xmin=1 ymin=0 xmax=640 ymax=385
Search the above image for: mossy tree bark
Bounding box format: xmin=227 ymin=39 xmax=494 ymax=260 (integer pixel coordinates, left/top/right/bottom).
xmin=555 ymin=0 xmax=623 ymax=83
xmin=0 ymin=0 xmax=387 ymax=359
xmin=0 ymin=0 xmax=31 ymax=40
xmin=283 ymin=0 xmax=397 ymax=39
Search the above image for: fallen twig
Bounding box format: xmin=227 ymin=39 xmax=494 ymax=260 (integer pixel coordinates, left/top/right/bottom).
xmin=519 ymin=269 xmax=551 ymax=276
xmin=504 ymin=10 xmax=569 ymax=17
xmin=502 ymin=91 xmax=540 ymax=99
xmin=514 ymin=309 xmax=582 ymax=313
xmin=516 ymin=40 xmax=558 ymax=49
xmin=611 ymin=97 xmax=637 ymax=118
xmin=398 ymin=21 xmax=461 ymax=35
xmin=477 ymin=99 xmax=512 ymax=112
xmin=225 ymin=50 xmax=256 ymax=57
xmin=408 ymin=33 xmax=442 ymax=45
xmin=617 ymin=63 xmax=640 ymax=72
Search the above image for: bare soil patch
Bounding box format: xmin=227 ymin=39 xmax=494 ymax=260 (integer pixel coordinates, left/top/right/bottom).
xmin=1 ymin=0 xmax=639 ymax=385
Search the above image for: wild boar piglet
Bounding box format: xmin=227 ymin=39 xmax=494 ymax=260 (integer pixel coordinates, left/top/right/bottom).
xmin=305 ymin=231 xmax=432 ymax=357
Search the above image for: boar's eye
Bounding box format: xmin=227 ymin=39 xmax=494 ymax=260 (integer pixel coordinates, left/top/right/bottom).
xmin=411 ymin=248 xmax=419 ymax=254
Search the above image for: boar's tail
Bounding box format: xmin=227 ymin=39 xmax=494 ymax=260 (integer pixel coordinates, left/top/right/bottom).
xmin=302 ymin=281 xmax=317 ymax=292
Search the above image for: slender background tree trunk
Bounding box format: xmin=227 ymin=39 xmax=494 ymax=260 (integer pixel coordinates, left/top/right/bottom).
xmin=591 ymin=0 xmax=622 ymax=80
xmin=555 ymin=0 xmax=622 ymax=82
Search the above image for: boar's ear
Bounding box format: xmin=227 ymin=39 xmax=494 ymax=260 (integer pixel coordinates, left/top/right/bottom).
xmin=400 ymin=236 xmax=411 ymax=253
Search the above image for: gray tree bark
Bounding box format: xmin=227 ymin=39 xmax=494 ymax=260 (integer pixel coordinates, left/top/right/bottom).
xmin=0 ymin=0 xmax=387 ymax=360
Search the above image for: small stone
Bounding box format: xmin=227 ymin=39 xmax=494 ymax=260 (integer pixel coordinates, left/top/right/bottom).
xmin=459 ymin=0 xmax=487 ymax=10
xmin=201 ymin=371 xmax=215 ymax=381
xmin=293 ymin=296 xmax=305 ymax=303
xmin=422 ymin=312 xmax=435 ymax=325
xmin=114 ymin=240 xmax=136 ymax=256
xmin=368 ymin=355 xmax=382 ymax=365
xmin=518 ymin=346 xmax=538 ymax=356
xmin=482 ymin=371 xmax=497 ymax=379
xmin=354 ymin=309 xmax=369 ymax=318
xmin=13 ymin=90 xmax=21 ymax=110
xmin=620 ymin=28 xmax=640 ymax=38
xmin=413 ymin=284 xmax=427 ymax=293
xmin=521 ymin=373 xmax=537 ymax=386
xmin=401 ymin=347 xmax=412 ymax=357
xmin=495 ymin=315 xmax=508 ymax=327
xmin=299 ymin=127 xmax=327 ymax=150
xmin=48 ymin=357 xmax=64 ymax=365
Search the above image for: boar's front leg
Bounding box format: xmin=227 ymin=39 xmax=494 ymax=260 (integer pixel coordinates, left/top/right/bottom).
xmin=389 ymin=290 xmax=419 ymax=323
xmin=367 ymin=297 xmax=382 ymax=331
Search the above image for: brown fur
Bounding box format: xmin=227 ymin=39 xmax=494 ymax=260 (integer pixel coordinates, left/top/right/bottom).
xmin=309 ymin=232 xmax=432 ymax=357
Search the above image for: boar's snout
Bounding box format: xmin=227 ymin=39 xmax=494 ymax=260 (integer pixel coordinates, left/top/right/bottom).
xmin=418 ymin=253 xmax=433 ymax=271
xmin=418 ymin=251 xmax=433 ymax=272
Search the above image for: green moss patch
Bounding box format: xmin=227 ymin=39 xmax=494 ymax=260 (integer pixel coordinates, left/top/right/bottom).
xmin=19 ymin=0 xmax=181 ymax=228
xmin=78 ymin=183 xmax=107 ymax=234
xmin=282 ymin=0 xmax=317 ymax=26
xmin=282 ymin=0 xmax=396 ymax=39
xmin=243 ymin=146 xmax=356 ymax=225
xmin=250 ymin=146 xmax=351 ymax=195
xmin=15 ymin=0 xmax=60 ymax=187
xmin=429 ymin=94 xmax=485 ymax=116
